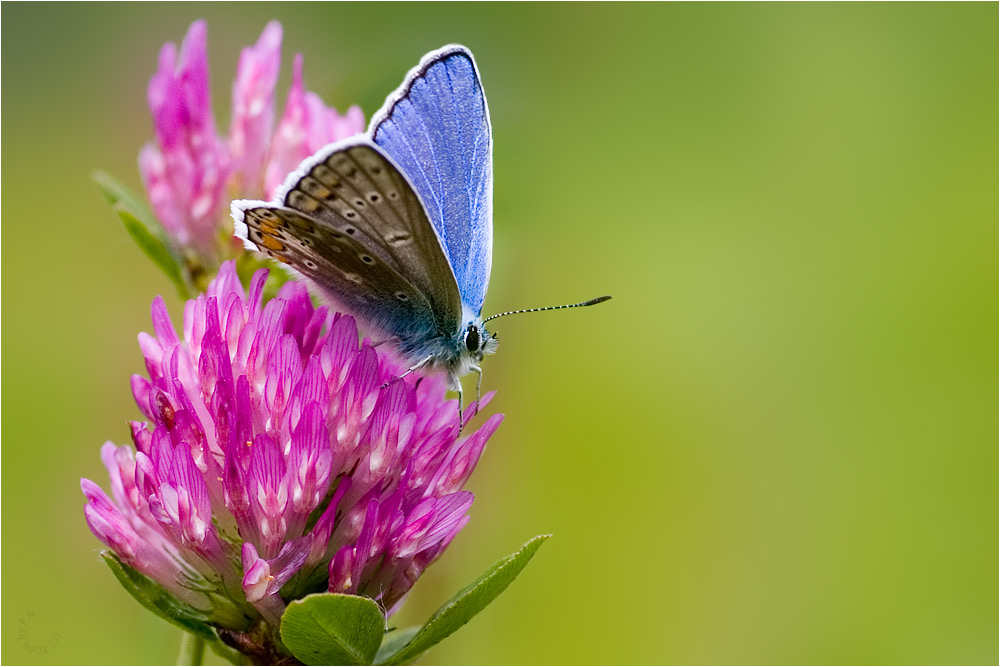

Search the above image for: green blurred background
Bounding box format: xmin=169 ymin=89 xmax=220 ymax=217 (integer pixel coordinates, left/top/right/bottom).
xmin=2 ymin=3 xmax=996 ymax=664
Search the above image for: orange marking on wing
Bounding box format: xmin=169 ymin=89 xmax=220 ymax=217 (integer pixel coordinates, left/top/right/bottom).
xmin=260 ymin=220 xmax=281 ymax=235
xmin=261 ymin=235 xmax=285 ymax=252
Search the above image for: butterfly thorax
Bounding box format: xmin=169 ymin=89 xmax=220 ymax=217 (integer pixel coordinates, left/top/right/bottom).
xmin=394 ymin=315 xmax=498 ymax=381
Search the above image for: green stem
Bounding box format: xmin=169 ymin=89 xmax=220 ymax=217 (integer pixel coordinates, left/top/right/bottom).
xmin=207 ymin=637 xmax=247 ymax=665
xmin=177 ymin=632 xmax=205 ymax=666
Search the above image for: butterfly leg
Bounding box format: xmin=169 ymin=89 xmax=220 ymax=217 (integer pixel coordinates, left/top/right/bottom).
xmin=470 ymin=365 xmax=483 ymax=419
xmin=380 ymin=354 xmax=434 ymax=390
xmin=447 ymin=373 xmax=466 ymax=433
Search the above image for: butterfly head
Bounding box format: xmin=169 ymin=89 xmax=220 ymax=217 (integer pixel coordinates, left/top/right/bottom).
xmin=463 ymin=320 xmax=499 ymax=363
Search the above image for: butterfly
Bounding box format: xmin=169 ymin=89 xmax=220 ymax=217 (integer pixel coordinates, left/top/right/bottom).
xmin=232 ymin=45 xmax=609 ymax=426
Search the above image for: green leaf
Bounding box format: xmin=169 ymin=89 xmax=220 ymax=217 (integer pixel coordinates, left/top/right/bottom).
xmin=101 ymin=551 xmax=216 ymax=641
xmin=93 ymin=170 xmax=190 ymax=299
xmin=93 ymin=169 xmax=159 ymax=227
xmin=118 ymin=205 xmax=189 ymax=298
xmin=281 ymin=593 xmax=385 ymax=666
xmin=374 ymin=627 xmax=420 ymax=665
xmin=380 ymin=534 xmax=550 ymax=665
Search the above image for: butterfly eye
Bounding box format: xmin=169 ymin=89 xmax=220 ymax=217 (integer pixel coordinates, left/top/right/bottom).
xmin=465 ymin=324 xmax=480 ymax=353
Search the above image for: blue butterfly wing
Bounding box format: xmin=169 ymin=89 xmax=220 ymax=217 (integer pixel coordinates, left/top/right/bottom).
xmin=370 ymin=45 xmax=493 ymax=317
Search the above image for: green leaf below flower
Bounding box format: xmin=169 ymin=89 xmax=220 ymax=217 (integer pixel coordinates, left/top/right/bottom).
xmin=374 ymin=627 xmax=420 ymax=665
xmin=281 ymin=593 xmax=385 ymax=665
xmin=378 ymin=534 xmax=550 ymax=665
xmin=101 ymin=551 xmax=216 ymax=641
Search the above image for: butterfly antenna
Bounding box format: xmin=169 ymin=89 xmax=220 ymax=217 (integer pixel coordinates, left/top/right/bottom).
xmin=482 ymin=295 xmax=612 ymax=325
